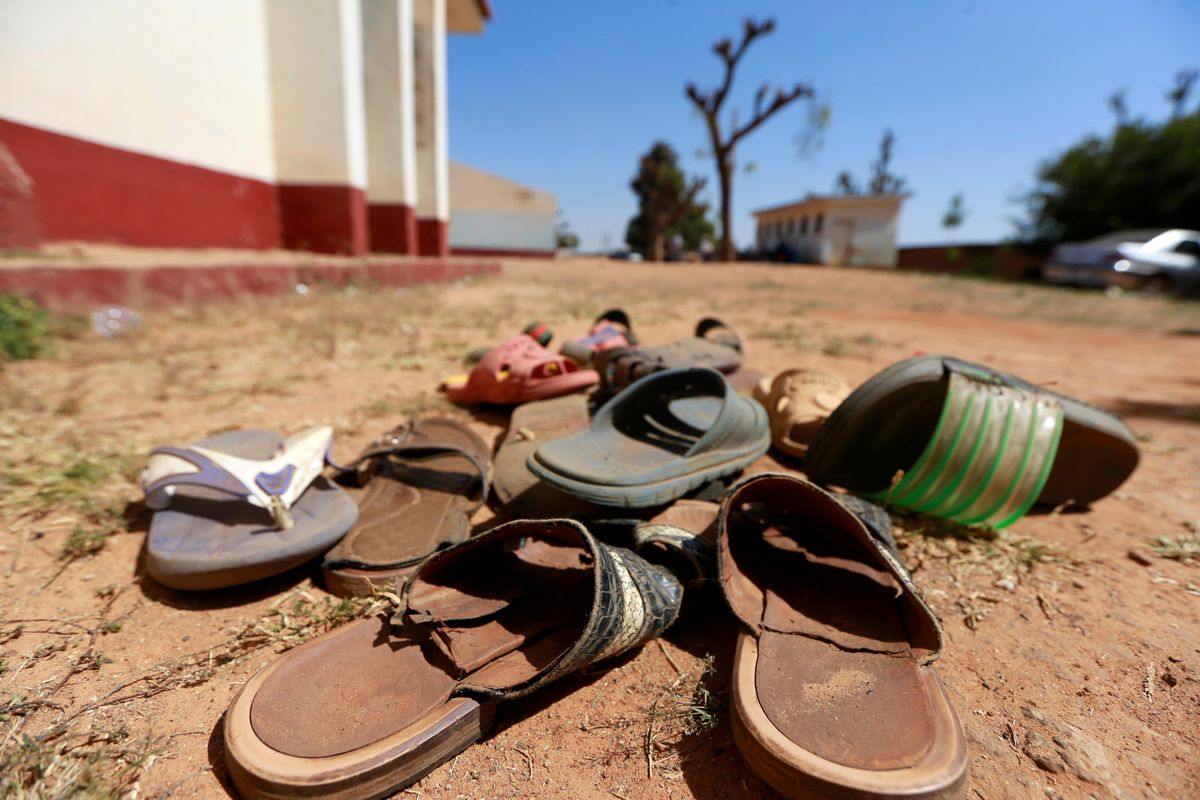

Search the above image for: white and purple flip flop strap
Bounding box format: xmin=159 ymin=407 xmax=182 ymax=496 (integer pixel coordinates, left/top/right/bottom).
xmin=140 ymin=426 xmax=336 ymax=531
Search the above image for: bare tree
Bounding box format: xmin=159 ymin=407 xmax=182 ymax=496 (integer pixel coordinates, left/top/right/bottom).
xmin=833 ymin=129 xmax=906 ymax=196
xmin=1108 ymin=89 xmax=1130 ymax=126
xmin=1166 ymin=68 xmax=1199 ymax=118
xmin=833 ymin=171 xmax=859 ymax=197
xmin=685 ymin=18 xmax=814 ymax=261
xmin=868 ymin=129 xmax=907 ymax=195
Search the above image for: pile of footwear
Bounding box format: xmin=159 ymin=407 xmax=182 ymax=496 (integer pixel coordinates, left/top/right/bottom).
xmin=140 ymin=308 xmax=1140 ymax=799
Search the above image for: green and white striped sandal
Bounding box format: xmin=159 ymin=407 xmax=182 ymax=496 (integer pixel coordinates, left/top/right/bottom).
xmin=804 ymin=355 xmax=1139 ymax=529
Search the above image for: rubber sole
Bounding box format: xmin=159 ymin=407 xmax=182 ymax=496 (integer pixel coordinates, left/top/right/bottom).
xmin=527 ymin=433 xmax=769 ymax=509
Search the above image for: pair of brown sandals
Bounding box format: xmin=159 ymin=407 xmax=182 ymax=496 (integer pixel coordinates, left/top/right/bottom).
xmin=225 ymin=456 xmax=967 ymax=799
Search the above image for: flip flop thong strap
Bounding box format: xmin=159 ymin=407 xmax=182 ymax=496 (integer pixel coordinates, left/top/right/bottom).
xmin=141 ymin=426 xmax=335 ymax=530
xmin=867 ymin=370 xmax=1064 ymax=529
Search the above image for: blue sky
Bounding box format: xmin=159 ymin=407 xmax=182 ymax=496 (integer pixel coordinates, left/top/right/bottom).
xmin=447 ymin=1 xmax=1199 ymax=250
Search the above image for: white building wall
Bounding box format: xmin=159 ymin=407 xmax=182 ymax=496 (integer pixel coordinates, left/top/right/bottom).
xmin=0 ymin=0 xmax=277 ymax=181
xmin=361 ymin=0 xmax=418 ymax=205
xmin=832 ymin=206 xmax=900 ymax=267
xmin=266 ymin=0 xmax=368 ymax=187
xmin=413 ymin=0 xmax=449 ymax=220
xmin=754 ymin=200 xmax=902 ymax=266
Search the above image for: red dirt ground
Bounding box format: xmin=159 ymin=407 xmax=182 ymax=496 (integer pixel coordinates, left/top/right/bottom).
xmin=1 ymin=257 xmax=1197 ymax=799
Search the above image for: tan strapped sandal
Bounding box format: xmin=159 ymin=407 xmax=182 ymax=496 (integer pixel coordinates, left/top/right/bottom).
xmin=718 ymin=473 xmax=967 ymax=799
xmin=225 ymin=517 xmax=691 ymax=800
xmin=753 ymin=368 xmax=850 ymax=459
xmin=321 ymin=417 xmax=492 ymax=597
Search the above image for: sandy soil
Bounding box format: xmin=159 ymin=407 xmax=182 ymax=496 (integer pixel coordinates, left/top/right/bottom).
xmin=1 ymin=257 xmax=1198 ymax=799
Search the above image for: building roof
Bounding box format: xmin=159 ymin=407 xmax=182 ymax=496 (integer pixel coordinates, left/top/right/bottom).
xmin=448 ymin=0 xmax=493 ymax=33
xmin=752 ymin=193 xmax=909 ymax=217
xmin=450 ymin=161 xmax=556 ymax=215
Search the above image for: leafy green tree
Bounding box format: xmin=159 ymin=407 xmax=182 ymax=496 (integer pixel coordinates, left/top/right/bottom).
xmin=1019 ymin=91 xmax=1200 ymax=243
xmin=624 ymin=142 xmax=710 ymax=261
xmin=555 ymin=212 xmax=579 ymax=250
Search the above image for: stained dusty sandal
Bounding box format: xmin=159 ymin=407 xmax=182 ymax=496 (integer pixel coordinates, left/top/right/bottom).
xmin=321 ymin=417 xmax=491 ymax=597
xmin=224 ymin=518 xmax=687 ymax=800
xmin=754 ymin=368 xmax=850 ymax=458
xmin=491 ymin=394 xmax=596 ymax=519
xmin=595 ymin=316 xmax=745 ymax=394
xmin=141 ymin=427 xmax=357 ymax=590
xmin=719 ymin=473 xmax=968 ymax=799
xmin=804 ymin=355 xmax=1140 ymax=528
xmin=441 ymin=334 xmax=598 ymax=405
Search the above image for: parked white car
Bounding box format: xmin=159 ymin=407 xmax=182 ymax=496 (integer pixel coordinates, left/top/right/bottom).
xmin=1044 ymin=229 xmax=1200 ymax=293
xmin=1042 ymin=230 xmax=1160 ymax=287
xmin=1111 ymin=229 xmax=1200 ymax=293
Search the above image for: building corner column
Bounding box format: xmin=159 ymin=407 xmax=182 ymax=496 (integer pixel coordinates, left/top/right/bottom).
xmin=413 ymin=0 xmax=449 ymax=256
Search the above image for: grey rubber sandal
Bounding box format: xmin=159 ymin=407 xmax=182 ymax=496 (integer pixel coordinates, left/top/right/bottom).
xmin=527 ymin=367 xmax=770 ymax=508
xmin=804 ymin=355 xmax=1140 ymax=528
xmin=595 ymin=317 xmax=745 ymax=394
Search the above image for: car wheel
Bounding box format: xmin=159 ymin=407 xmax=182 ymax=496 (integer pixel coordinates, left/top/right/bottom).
xmin=1140 ymin=274 xmax=1173 ymax=295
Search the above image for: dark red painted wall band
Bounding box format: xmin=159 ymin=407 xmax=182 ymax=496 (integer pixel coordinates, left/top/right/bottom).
xmin=0 ymin=117 xmax=281 ymax=249
xmin=367 ymin=203 xmax=418 ymax=254
xmin=0 ymin=141 xmax=43 ymax=250
xmin=416 ymin=218 xmax=449 ymax=257
xmin=277 ymin=184 xmax=369 ymax=255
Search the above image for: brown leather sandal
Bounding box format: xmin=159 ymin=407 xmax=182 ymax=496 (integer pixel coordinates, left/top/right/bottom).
xmin=718 ymin=473 xmax=967 ymax=799
xmin=225 ymin=518 xmax=687 ymax=800
xmin=322 ymin=417 xmax=491 ymax=597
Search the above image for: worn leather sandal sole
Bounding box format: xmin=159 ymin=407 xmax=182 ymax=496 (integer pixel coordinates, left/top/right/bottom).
xmin=731 ymin=637 xmax=966 ymax=799
xmin=804 ymin=355 xmax=1139 ymax=527
xmin=224 ymin=620 xmax=495 ymax=800
xmin=719 ymin=474 xmax=967 ymax=799
xmin=226 ymin=518 xmax=684 ymax=800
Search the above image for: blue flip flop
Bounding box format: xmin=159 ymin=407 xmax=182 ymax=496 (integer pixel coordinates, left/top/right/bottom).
xmin=141 ymin=427 xmax=358 ymax=590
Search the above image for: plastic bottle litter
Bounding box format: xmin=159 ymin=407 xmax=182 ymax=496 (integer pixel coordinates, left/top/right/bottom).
xmin=90 ymin=305 xmax=142 ymax=338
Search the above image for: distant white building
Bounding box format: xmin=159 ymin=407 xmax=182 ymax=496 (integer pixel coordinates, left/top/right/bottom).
xmin=753 ymin=194 xmax=907 ymax=267
xmin=449 ymin=162 xmax=556 ymax=257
